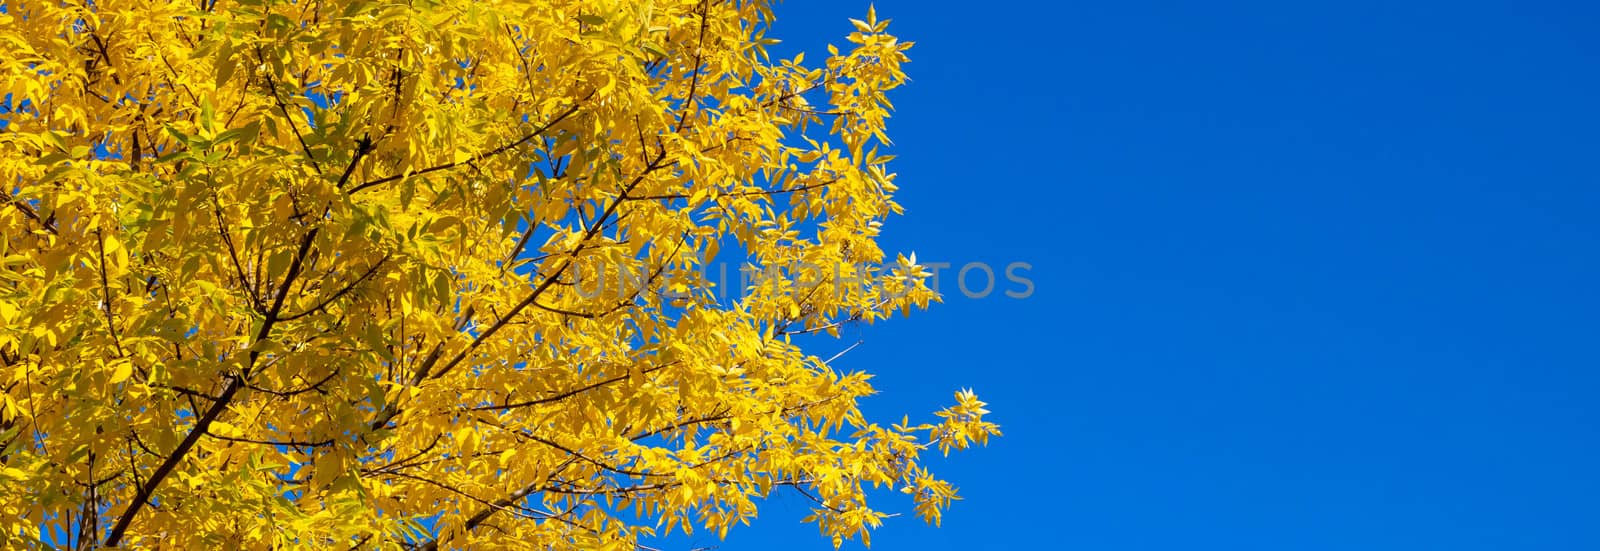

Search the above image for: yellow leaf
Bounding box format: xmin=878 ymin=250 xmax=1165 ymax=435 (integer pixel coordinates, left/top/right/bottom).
xmin=109 ymin=361 xmax=132 ymax=384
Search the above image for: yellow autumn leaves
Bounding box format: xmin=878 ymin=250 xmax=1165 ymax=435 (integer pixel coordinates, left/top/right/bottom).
xmin=0 ymin=0 xmax=997 ymax=549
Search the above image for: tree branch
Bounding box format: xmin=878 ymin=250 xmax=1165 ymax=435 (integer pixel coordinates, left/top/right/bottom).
xmin=260 ymin=63 xmax=323 ymax=175
xmin=674 ymin=1 xmax=712 ymax=133
xmin=468 ymin=364 xmax=667 ymax=412
xmin=279 ymin=254 xmax=389 ymax=321
xmin=103 ymin=227 xmax=320 ymax=546
xmin=348 ymin=103 xmax=582 ymax=194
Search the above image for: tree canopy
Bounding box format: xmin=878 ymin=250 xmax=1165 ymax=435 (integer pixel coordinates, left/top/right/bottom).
xmin=0 ymin=0 xmax=998 ymax=548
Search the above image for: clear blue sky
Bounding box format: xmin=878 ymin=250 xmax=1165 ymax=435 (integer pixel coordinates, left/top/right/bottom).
xmin=670 ymin=1 xmax=1600 ymax=549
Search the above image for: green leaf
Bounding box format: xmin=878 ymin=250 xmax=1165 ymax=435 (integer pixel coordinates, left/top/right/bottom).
xmin=215 ymin=40 xmax=237 ymax=89
xmin=200 ymin=95 xmax=216 ymax=133
xmin=641 ymin=41 xmax=669 ymax=58
xmin=165 ymin=126 xmax=193 ymax=145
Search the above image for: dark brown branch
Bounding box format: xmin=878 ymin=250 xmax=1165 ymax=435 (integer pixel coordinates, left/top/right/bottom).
xmin=471 ymin=363 xmax=669 ymax=412
xmin=414 ymin=476 xmax=555 ymax=551
xmin=625 ymin=178 xmax=838 ymax=202
xmin=422 ymin=150 xmax=666 ymax=382
xmin=93 ymin=229 xmax=127 ymax=358
xmin=364 ymin=147 xmax=667 ymax=441
xmin=103 ymin=375 xmax=242 ymax=546
xmin=498 ymin=227 xmax=538 ymax=279
xmin=202 ymin=429 xmax=334 ymax=449
xmin=1 ymin=191 xmax=57 ymax=234
xmin=209 ymin=184 xmax=264 ymax=309
xmin=792 ymin=484 xmax=843 ymax=513
xmin=383 ymin=470 xmax=548 ymax=523
xmin=348 ymin=103 xmax=583 ymax=194
xmin=629 ymin=409 xmax=733 ymax=442
xmin=361 ymin=434 xmax=443 ymax=475
xmin=150 ymin=382 xmax=222 ymax=401
xmin=104 ymin=227 xmax=321 ymax=547
xmin=334 ymin=133 xmax=375 ymax=190
xmin=88 ymin=32 xmax=124 ymax=86
xmin=279 ymin=254 xmax=389 ymax=321
xmin=530 ymin=300 xmax=597 ymax=318
xmin=674 ymin=1 xmax=712 ymax=133
xmin=260 ymin=65 xmax=323 ymax=175
xmin=240 ymin=367 xmax=340 ymax=398
xmin=501 ymin=425 xmax=651 ymax=478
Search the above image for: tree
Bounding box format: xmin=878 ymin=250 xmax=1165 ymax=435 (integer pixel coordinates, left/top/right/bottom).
xmin=0 ymin=1 xmax=999 ymax=548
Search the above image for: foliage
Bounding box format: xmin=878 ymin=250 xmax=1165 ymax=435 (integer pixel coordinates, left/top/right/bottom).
xmin=0 ymin=0 xmax=998 ymax=548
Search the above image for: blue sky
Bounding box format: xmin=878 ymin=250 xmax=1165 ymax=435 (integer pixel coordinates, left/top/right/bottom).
xmin=672 ymin=1 xmax=1600 ymax=549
